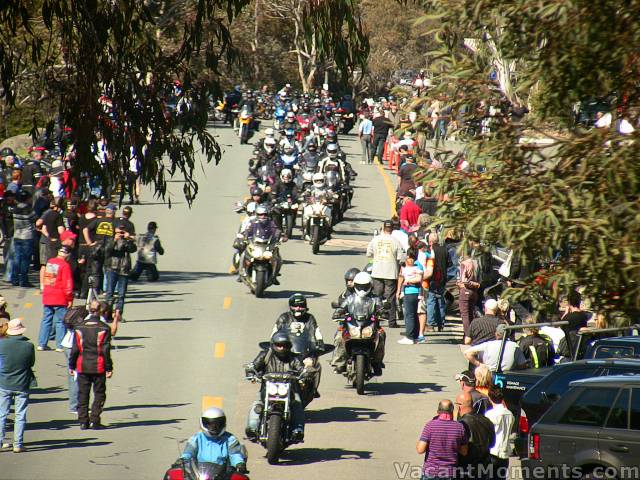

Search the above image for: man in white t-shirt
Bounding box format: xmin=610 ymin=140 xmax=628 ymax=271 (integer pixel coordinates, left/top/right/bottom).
xmin=464 ymin=324 xmax=527 ymax=372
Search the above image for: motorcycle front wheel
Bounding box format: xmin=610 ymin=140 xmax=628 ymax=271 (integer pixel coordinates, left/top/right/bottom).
xmin=311 ymin=224 xmax=320 ymax=254
xmin=355 ymin=354 xmax=366 ymax=395
xmin=266 ymin=414 xmax=283 ymax=464
xmin=254 ymin=269 xmax=267 ymax=298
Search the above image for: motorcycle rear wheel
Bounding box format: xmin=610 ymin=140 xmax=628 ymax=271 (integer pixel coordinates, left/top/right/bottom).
xmin=254 ymin=270 xmax=267 ymax=298
xmin=311 ymin=224 xmax=320 ymax=254
xmin=266 ymin=414 xmax=283 ymax=464
xmin=355 ymin=354 xmax=366 ymax=395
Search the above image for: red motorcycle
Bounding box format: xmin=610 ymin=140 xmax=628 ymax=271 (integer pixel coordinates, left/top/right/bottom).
xmin=296 ymin=114 xmax=311 ymax=143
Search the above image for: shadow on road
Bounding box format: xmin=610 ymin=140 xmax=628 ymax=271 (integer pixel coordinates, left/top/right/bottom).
xmin=267 ymin=290 xmax=326 ymax=299
xmin=105 ymin=403 xmax=189 ymax=412
xmin=30 ymin=386 xmax=65 ymax=395
xmin=320 ymin=248 xmax=366 ymax=256
xmin=108 ymin=418 xmax=186 ymax=429
xmin=366 ymin=382 xmax=444 ymax=396
xmin=126 ymin=291 xmax=191 ymax=299
xmin=25 ymin=437 xmax=112 ymax=451
xmin=151 ymin=271 xmax=228 ymax=284
xmin=306 ymin=406 xmax=385 ymax=424
xmin=278 ymin=447 xmax=372 ymax=465
xmin=29 ymin=396 xmax=69 ymax=404
xmin=113 ymin=336 xmax=151 ymax=341
xmin=130 ymin=317 xmax=193 ymax=323
xmin=27 ymin=419 xmax=78 ymax=431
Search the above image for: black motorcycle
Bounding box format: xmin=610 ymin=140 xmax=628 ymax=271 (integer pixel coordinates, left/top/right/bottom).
xmin=240 ymin=235 xmax=279 ymax=298
xmin=274 ymin=193 xmax=298 ymax=239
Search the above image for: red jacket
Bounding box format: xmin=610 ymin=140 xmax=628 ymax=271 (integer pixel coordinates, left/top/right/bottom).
xmin=42 ymin=257 xmax=74 ymax=306
xmin=400 ymin=199 xmax=421 ymax=232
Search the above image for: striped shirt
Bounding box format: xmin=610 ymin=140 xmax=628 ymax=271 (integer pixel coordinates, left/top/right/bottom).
xmin=419 ymin=416 xmax=468 ymax=478
xmin=12 ymin=203 xmax=36 ymax=240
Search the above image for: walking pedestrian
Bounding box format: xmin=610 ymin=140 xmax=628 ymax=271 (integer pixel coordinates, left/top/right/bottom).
xmin=130 ymin=221 xmax=164 ymax=282
xmin=358 ymin=113 xmax=373 ymax=164
xmin=0 ymin=318 xmax=36 ymax=453
xmin=104 ymin=222 xmax=137 ymax=322
xmin=366 ymin=220 xmax=404 ymax=328
xmin=424 ymin=232 xmax=450 ymax=332
xmin=485 ymin=386 xmax=514 ymax=480
xmin=38 ymin=246 xmax=74 ymax=351
xmin=417 ymin=399 xmax=469 ymax=480
xmin=68 ymin=306 xmax=113 ymax=429
xmin=371 ymin=112 xmax=392 ymax=163
xmin=455 ymin=391 xmax=495 ymax=480
xmin=397 ymin=248 xmax=424 ymax=344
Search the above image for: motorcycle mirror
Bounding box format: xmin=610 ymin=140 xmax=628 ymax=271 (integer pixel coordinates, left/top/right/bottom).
xmin=330 ymin=301 xmax=339 ymax=309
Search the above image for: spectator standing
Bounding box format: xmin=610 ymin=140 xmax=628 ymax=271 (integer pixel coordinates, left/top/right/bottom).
xmin=78 ymin=199 xmax=98 ymax=299
xmin=484 ymin=386 xmax=514 ymax=480
xmin=424 ymin=232 xmax=450 ymax=332
xmin=455 ymin=370 xmax=491 ymax=415
xmin=130 ymin=221 xmax=164 ymax=282
xmin=68 ymin=306 xmax=113 ymax=429
xmin=455 ymin=391 xmax=495 ymax=480
xmin=371 ymin=112 xmax=392 ymax=162
xmin=84 ymin=204 xmax=116 ymax=293
xmin=38 ymin=246 xmax=74 ymax=351
xmin=399 ymin=193 xmax=421 ymax=233
xmin=6 ymin=169 xmax=22 ymax=194
xmin=10 ymin=191 xmax=36 ymax=287
xmin=397 ymin=248 xmax=424 ymax=345
xmin=464 ymin=324 xmax=527 ymax=372
xmin=21 ymin=147 xmax=44 ymax=194
xmin=2 ymin=191 xmax=16 ymax=283
xmin=36 ymin=197 xmax=65 ymax=290
xmin=358 ymin=113 xmax=373 ymax=165
xmin=0 ymin=319 xmax=36 ymax=453
xmin=366 ymin=220 xmax=404 ymax=328
xmin=517 ymin=322 xmax=554 ymax=368
xmin=417 ymin=399 xmax=469 ymax=480
xmin=117 ymin=206 xmax=136 ymax=236
xmin=464 ymin=299 xmax=501 ymax=346
xmin=457 ymin=255 xmax=480 ymax=337
xmin=104 ymin=222 xmax=137 ymax=322
xmin=397 ymin=154 xmax=417 ymax=197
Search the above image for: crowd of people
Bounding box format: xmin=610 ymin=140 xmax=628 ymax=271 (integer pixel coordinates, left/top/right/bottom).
xmin=0 ymin=164 xmax=165 ymax=451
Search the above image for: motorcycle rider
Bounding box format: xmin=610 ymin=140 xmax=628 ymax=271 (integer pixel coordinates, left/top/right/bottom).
xmin=300 ymin=141 xmax=321 ymax=171
xmin=279 ymin=128 xmax=299 ymax=152
xmin=330 ymin=272 xmax=386 ymax=376
xmin=302 ymin=172 xmax=336 ymax=240
xmin=270 ymin=169 xmax=299 ymax=229
xmin=317 ymin=143 xmax=347 ymax=182
xmin=271 ymin=293 xmax=324 ymax=399
xmin=255 ymin=127 xmax=276 ymax=151
xmin=283 ymin=111 xmax=298 ymax=132
xmin=231 ymin=202 xmax=257 ymax=274
xmin=250 ymin=137 xmax=278 ymax=176
xmin=172 ymin=407 xmax=248 ymax=474
xmin=245 ymin=330 xmax=307 ymax=442
xmin=238 ymin=204 xmax=284 ymax=285
xmin=280 ymin=144 xmax=299 ymax=169
xmin=334 ymin=267 xmax=361 ymax=305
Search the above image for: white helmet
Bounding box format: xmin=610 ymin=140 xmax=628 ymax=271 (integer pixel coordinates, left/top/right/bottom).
xmin=200 ymin=407 xmax=226 ymax=438
xmin=265 ymin=128 xmax=275 ymax=137
xmin=353 ymin=272 xmax=372 ymax=297
xmin=281 ymin=169 xmax=293 ymax=182
xmin=264 ymin=137 xmax=276 ymax=153
xmin=246 ymin=201 xmax=257 ymax=215
xmin=286 ymin=111 xmax=295 ymax=120
xmin=327 ymin=143 xmax=339 ymax=159
xmin=312 ymin=172 xmax=325 ymax=187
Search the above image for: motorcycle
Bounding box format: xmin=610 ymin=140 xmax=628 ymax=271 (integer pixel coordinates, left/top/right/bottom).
xmin=302 ymin=196 xmax=333 ymax=254
xmin=324 ymin=170 xmax=347 ymax=223
xmin=274 ymin=106 xmax=286 ymax=130
xmin=212 ymin=100 xmax=227 ymax=122
xmin=275 ymin=194 xmax=298 ymax=239
xmin=244 ymin=368 xmax=308 ymax=464
xmin=296 ymin=115 xmax=311 ymax=143
xmin=163 ymin=459 xmax=249 ymax=480
xmin=240 ymin=236 xmax=279 ymax=298
xmin=238 ymin=106 xmax=253 ymax=144
xmin=334 ymin=308 xmax=381 ymax=395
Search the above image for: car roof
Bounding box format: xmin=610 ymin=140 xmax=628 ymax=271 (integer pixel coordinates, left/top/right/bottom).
xmin=570 ymin=375 xmax=640 ymax=388
xmin=558 ymin=358 xmax=640 ymax=367
xmin=593 ymin=336 xmax=640 ymax=345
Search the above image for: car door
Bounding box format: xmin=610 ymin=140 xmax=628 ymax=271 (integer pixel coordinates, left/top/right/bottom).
xmin=599 ymin=388 xmax=640 ymax=471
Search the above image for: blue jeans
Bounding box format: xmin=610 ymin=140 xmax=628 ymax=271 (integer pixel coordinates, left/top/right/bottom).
xmin=0 ymin=388 xmax=29 ymax=447
xmin=3 ymin=238 xmax=14 ymax=282
xmin=11 ymin=238 xmax=33 ymax=286
xmin=427 ymin=290 xmax=447 ymax=328
xmin=38 ymin=306 xmax=68 ymax=349
xmin=105 ymin=270 xmax=129 ymax=313
xmin=403 ymin=293 xmax=419 ymax=339
xmin=64 ymin=348 xmax=79 ymax=411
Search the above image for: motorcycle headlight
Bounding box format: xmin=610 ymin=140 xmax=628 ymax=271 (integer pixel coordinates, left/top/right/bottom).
xmin=348 ymin=326 xmax=361 ymax=338
xmin=362 ymin=326 xmax=374 ymax=338
xmin=277 ymin=383 xmax=289 ymax=396
xmin=262 ymin=250 xmax=273 ymax=260
xmin=251 ymin=247 xmax=265 ymax=258
xmin=291 ymin=203 xmax=298 ymax=209
xmin=267 ymin=383 xmax=279 ymax=396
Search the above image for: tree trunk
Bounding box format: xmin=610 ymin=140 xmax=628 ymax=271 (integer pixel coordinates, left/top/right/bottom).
xmin=252 ymin=0 xmax=260 ymax=79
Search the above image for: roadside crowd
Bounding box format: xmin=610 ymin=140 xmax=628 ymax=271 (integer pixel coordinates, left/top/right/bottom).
xmin=0 ymin=169 xmax=165 ymax=452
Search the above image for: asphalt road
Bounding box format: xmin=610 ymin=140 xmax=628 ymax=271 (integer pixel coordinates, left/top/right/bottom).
xmin=1 ymin=124 xmax=467 ymax=480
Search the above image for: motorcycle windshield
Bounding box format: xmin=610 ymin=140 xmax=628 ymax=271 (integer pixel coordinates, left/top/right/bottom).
xmin=290 ymin=333 xmax=312 ymax=355
xmin=349 ymin=297 xmax=374 ymax=320
xmin=187 ymin=461 xmax=227 ymax=480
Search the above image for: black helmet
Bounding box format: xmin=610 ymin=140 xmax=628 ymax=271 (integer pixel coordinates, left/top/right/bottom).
xmin=250 ymin=186 xmax=263 ymax=197
xmin=271 ymin=330 xmax=292 ymax=359
xmin=344 ymin=267 xmax=361 ymax=285
xmin=288 ymin=293 xmax=308 ymax=318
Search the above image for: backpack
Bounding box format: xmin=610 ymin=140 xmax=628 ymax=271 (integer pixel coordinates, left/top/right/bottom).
xmin=63 ymin=306 xmax=88 ymax=330
xmin=522 ymin=334 xmax=554 ymax=368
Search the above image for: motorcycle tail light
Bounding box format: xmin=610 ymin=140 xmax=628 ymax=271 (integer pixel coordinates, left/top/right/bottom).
xmin=165 ymin=468 xmax=185 ymax=480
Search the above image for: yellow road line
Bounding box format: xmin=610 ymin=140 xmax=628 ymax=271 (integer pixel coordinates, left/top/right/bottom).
xmin=375 ymin=158 xmax=397 ymax=216
xmin=202 ymin=396 xmax=223 ymax=410
xmin=223 ymin=297 xmax=232 ymax=309
xmin=214 ymin=342 xmax=226 ymax=358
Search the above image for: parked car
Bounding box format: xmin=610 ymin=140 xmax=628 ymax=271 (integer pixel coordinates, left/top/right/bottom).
xmin=514 ymin=358 xmax=640 ymax=457
xmin=523 ymin=375 xmax=640 ymax=479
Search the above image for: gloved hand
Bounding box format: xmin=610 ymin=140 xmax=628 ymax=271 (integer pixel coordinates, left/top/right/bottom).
xmin=236 ymin=462 xmax=248 ymax=474
xmin=171 ymin=458 xmax=185 ymax=469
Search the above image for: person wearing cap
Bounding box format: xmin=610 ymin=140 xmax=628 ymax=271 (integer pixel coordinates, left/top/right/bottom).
xmin=10 ymin=190 xmax=36 ymax=287
xmin=367 ymin=220 xmax=404 ymax=328
xmin=464 ymin=324 xmax=527 ymax=373
xmin=130 ymin=221 xmax=164 ymax=282
xmin=464 ymin=299 xmax=502 ymax=346
xmin=455 ymin=370 xmax=491 ymax=415
xmin=38 ymin=246 xmax=74 ymax=351
xmin=0 ymin=318 xmax=36 ymax=453
xmin=104 ymin=221 xmax=137 ymax=321
xmin=36 ymin=196 xmax=65 ymax=289
xmin=48 ymin=160 xmax=66 ymax=198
